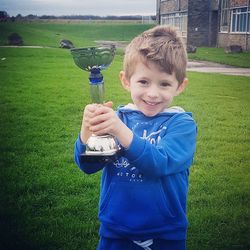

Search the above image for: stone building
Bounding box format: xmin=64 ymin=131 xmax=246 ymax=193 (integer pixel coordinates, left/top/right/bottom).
xmin=156 ymin=0 xmax=250 ymax=50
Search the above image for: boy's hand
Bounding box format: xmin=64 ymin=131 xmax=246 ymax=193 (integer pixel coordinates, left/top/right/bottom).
xmin=80 ymin=102 xmax=114 ymax=144
xmin=88 ymin=102 xmax=133 ymax=149
xmin=88 ymin=101 xmax=119 ymax=136
xmin=80 ymin=104 xmax=98 ymax=143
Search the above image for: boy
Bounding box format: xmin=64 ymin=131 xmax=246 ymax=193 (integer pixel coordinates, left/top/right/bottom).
xmin=74 ymin=25 xmax=197 ymax=250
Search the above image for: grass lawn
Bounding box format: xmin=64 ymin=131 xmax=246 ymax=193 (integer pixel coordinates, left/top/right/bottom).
xmin=188 ymin=47 xmax=250 ymax=68
xmin=1 ymin=22 xmax=250 ymax=68
xmin=0 ymin=22 xmax=154 ymax=48
xmin=0 ymin=23 xmax=249 ymax=249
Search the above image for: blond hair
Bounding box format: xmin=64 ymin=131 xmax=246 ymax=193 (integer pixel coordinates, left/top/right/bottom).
xmin=123 ymin=25 xmax=187 ymax=85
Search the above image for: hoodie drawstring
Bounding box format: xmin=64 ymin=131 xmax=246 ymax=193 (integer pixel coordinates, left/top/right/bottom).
xmin=133 ymin=239 xmax=153 ymax=250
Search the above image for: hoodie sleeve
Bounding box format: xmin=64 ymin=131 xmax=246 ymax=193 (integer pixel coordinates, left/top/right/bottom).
xmin=74 ymin=134 xmax=106 ymax=174
xmin=123 ymin=113 xmax=197 ymax=177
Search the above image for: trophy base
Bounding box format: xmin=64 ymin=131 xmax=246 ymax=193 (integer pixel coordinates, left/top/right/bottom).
xmin=84 ymin=149 xmax=117 ymax=156
xmin=80 ymin=150 xmax=121 ymax=163
xmin=80 ymin=134 xmax=121 ymax=163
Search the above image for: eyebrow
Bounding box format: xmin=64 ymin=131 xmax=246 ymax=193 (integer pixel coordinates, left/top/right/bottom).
xmin=160 ymin=79 xmax=175 ymax=85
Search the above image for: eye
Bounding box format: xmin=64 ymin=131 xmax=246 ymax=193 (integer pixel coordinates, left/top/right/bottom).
xmin=138 ymin=79 xmax=148 ymax=85
xmin=160 ymin=82 xmax=171 ymax=87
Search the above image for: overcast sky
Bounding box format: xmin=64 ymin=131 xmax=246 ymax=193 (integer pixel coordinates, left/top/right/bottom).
xmin=0 ymin=0 xmax=156 ymax=16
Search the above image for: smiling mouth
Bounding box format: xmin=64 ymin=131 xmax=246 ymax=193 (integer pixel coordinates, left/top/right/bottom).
xmin=143 ymin=100 xmax=161 ymax=106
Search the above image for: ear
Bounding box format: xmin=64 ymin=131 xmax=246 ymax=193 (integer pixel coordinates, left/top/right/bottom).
xmin=119 ymin=71 xmax=130 ymax=91
xmin=176 ymin=78 xmax=188 ymax=96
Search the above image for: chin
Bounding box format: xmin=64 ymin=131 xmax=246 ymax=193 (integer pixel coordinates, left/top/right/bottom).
xmin=142 ymin=110 xmax=159 ymax=117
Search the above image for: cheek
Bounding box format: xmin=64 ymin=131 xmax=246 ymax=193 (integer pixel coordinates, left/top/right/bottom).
xmin=130 ymin=88 xmax=141 ymax=99
xmin=163 ymin=90 xmax=177 ymax=100
xmin=131 ymin=93 xmax=139 ymax=104
xmin=162 ymin=93 xmax=172 ymax=101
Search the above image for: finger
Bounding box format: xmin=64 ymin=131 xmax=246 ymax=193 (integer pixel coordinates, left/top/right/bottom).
xmin=85 ymin=110 xmax=96 ymax=119
xmin=90 ymin=119 xmax=114 ymax=135
xmin=84 ymin=105 xmax=99 ymax=119
xmin=85 ymin=103 xmax=99 ymax=112
xmin=94 ymin=105 xmax=113 ymax=116
xmin=103 ymin=101 xmax=113 ymax=108
xmin=91 ymin=110 xmax=113 ymax=124
xmin=88 ymin=112 xmax=112 ymax=126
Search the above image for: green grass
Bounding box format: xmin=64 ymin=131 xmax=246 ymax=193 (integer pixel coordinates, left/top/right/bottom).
xmin=0 ymin=22 xmax=153 ymax=48
xmin=1 ymin=22 xmax=250 ymax=68
xmin=0 ymin=23 xmax=249 ymax=249
xmin=188 ymin=47 xmax=250 ymax=68
xmin=183 ymin=72 xmax=250 ymax=249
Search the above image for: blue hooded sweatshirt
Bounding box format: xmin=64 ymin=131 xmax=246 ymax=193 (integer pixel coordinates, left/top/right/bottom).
xmin=74 ymin=104 xmax=197 ymax=241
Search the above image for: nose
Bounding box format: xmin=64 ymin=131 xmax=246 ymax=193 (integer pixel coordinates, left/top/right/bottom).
xmin=146 ymin=85 xmax=159 ymax=99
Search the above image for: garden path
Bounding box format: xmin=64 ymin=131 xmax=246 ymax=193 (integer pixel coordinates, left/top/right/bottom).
xmin=187 ymin=60 xmax=250 ymax=77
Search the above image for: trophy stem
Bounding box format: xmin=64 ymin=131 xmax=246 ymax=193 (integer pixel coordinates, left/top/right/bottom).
xmin=89 ymin=68 xmax=104 ymax=104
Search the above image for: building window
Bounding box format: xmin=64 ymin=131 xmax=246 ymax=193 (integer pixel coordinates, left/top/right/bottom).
xmin=161 ymin=12 xmax=187 ymax=36
xmin=220 ymin=0 xmax=230 ymax=32
xmin=231 ymin=7 xmax=250 ymax=33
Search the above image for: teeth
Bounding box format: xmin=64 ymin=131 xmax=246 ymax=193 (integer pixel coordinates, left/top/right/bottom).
xmin=145 ymin=101 xmax=158 ymax=106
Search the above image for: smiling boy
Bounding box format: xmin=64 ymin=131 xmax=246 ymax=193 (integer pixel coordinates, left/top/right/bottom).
xmin=74 ymin=25 xmax=197 ymax=250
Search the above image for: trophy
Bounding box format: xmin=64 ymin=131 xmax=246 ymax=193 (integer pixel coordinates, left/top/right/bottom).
xmin=71 ymin=45 xmax=120 ymax=161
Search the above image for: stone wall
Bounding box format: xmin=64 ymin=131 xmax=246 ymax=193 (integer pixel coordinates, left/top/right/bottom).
xmin=217 ymin=0 xmax=250 ymax=51
xmin=157 ymin=0 xmax=218 ymax=47
xmin=187 ymin=0 xmax=210 ymax=47
xmin=156 ymin=0 xmax=249 ymax=50
xmin=187 ymin=0 xmax=219 ymax=47
xmin=218 ymin=33 xmax=250 ymax=50
xmin=231 ymin=0 xmax=248 ymax=7
xmin=156 ymin=0 xmax=188 ymax=22
xmin=180 ymin=0 xmax=188 ymax=10
xmin=211 ymin=0 xmax=220 ymax=10
xmin=159 ymin=0 xmax=188 ymax=13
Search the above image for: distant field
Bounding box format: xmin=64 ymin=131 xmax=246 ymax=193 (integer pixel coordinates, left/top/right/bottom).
xmin=23 ymin=19 xmax=144 ymax=24
xmin=1 ymin=21 xmax=250 ymax=68
xmin=0 ymin=22 xmax=249 ymax=250
xmin=0 ymin=22 xmax=153 ymax=48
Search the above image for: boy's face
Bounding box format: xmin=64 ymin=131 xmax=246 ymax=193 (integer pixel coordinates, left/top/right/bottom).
xmin=120 ymin=61 xmax=187 ymax=117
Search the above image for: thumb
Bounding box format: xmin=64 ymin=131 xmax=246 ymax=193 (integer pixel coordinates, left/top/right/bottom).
xmin=103 ymin=101 xmax=113 ymax=108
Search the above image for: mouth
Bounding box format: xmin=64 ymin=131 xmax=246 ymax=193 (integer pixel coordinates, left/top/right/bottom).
xmin=143 ymin=100 xmax=161 ymax=106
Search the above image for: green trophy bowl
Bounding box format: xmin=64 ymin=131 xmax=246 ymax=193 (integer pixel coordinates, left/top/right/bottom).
xmin=70 ymin=45 xmax=120 ymax=160
xmin=70 ymin=46 xmax=116 ymax=72
xmin=71 ymin=46 xmax=116 ymax=103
